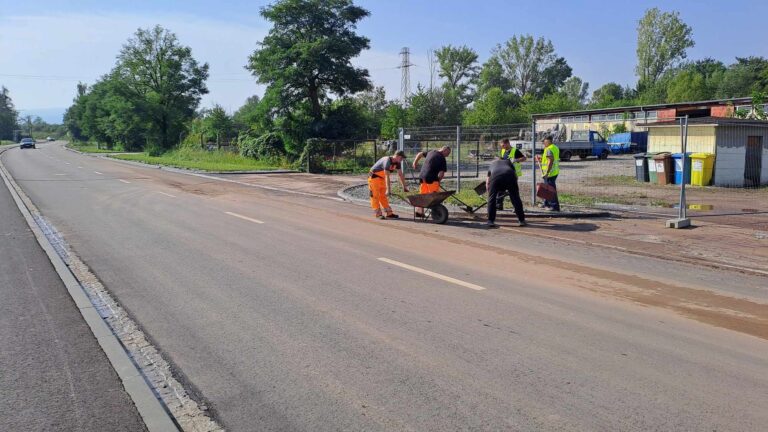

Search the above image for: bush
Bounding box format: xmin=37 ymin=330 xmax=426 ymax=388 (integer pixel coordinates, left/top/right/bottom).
xmin=146 ymin=143 xmax=164 ymax=157
xmin=239 ymin=132 xmax=285 ymax=159
xmin=296 ymin=138 xmax=333 ymax=173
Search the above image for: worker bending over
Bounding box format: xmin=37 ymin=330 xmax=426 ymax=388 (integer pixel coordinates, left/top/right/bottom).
xmin=412 ymin=146 xmax=451 ymax=216
xmin=497 ymin=138 xmax=527 ymax=210
xmin=368 ymin=150 xmax=408 ymax=219
xmin=486 ymin=158 xmax=527 ymax=228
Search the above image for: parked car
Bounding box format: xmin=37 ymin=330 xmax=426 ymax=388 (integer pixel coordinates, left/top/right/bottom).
xmin=46 ymin=136 xmax=54 ymax=141
xmin=19 ymin=138 xmax=36 ymax=149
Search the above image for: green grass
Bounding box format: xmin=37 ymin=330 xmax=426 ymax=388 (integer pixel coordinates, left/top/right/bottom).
xmin=587 ymin=175 xmax=641 ymax=186
xmin=110 ymin=148 xmax=291 ymax=172
xmin=67 ymin=142 xmax=125 ymax=153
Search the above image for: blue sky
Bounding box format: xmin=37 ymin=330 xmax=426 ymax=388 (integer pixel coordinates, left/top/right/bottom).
xmin=2 ymin=0 xmax=767 ymax=122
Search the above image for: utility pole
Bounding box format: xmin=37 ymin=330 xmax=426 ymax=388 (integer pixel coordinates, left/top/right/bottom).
xmin=398 ymin=47 xmax=413 ymax=106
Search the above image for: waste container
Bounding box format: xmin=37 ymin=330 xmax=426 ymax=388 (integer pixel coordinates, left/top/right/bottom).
xmin=672 ymin=153 xmax=691 ymax=185
xmin=653 ymin=153 xmax=674 ymax=185
xmin=634 ymin=153 xmax=649 ymax=182
xmin=690 ymin=153 xmax=715 ymax=186
xmin=646 ymin=152 xmax=659 ymax=183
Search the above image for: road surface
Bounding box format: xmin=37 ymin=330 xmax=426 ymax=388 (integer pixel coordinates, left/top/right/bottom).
xmin=0 ymin=147 xmax=147 ymax=431
xmin=3 ymin=142 xmax=767 ymax=431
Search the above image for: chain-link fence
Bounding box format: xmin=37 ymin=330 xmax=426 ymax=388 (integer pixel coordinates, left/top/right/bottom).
xmin=305 ymin=139 xmax=395 ymax=173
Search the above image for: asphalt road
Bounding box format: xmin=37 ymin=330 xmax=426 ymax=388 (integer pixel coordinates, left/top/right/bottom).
xmin=0 ymin=147 xmax=147 ymax=431
xmin=3 ymin=142 xmax=767 ymax=431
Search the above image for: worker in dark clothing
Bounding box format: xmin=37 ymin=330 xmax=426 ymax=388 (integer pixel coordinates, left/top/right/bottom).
xmin=412 ymin=146 xmax=451 ymax=216
xmin=496 ymin=138 xmax=527 ymax=210
xmin=486 ymin=158 xmax=527 ymax=228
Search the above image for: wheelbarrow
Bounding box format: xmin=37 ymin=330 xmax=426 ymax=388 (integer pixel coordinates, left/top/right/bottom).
xmin=404 ymin=191 xmax=455 ymax=224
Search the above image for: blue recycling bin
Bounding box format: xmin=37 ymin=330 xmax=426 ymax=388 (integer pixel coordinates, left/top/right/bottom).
xmin=672 ymin=153 xmax=691 ymax=185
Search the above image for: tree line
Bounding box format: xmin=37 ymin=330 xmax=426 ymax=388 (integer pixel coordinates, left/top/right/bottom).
xmin=59 ymin=1 xmax=768 ymax=160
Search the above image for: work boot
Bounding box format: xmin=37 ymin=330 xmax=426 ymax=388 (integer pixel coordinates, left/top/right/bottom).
xmin=385 ymin=213 xmax=399 ymax=219
xmin=486 ymin=221 xmax=498 ymax=228
xmin=518 ymin=221 xmax=528 ymax=227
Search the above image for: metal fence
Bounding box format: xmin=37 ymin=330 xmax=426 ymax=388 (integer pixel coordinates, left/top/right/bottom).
xmin=305 ymin=139 xmax=395 ymax=173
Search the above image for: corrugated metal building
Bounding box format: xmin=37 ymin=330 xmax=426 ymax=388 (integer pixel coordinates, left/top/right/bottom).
xmin=645 ymin=118 xmax=768 ymax=187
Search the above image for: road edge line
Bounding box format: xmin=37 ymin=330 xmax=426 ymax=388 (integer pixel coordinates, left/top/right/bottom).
xmin=0 ymin=149 xmax=180 ymax=432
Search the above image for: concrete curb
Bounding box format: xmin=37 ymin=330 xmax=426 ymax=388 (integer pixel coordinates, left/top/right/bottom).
xmin=337 ymin=184 xmax=612 ymax=219
xmin=0 ymin=147 xmax=180 ymax=432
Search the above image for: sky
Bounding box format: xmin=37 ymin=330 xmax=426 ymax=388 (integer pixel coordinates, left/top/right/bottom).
xmin=1 ymin=0 xmax=767 ymax=123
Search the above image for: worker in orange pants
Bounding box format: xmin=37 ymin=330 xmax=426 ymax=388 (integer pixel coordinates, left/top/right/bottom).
xmin=368 ymin=150 xmax=408 ymax=219
xmin=411 ymin=146 xmax=451 ymax=216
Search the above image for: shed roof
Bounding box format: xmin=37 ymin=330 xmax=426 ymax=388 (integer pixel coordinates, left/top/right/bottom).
xmin=643 ymin=117 xmax=768 ymax=128
xmin=531 ymin=97 xmax=753 ymax=119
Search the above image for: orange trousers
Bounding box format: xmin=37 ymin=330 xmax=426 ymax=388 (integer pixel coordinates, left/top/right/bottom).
xmin=419 ymin=181 xmax=440 ymax=194
xmin=368 ymin=174 xmax=391 ymax=214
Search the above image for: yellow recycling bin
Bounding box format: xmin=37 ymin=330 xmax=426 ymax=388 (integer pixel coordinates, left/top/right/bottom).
xmin=690 ymin=153 xmax=715 ymax=186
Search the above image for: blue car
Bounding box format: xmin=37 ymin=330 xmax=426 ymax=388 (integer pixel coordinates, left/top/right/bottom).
xmin=19 ymin=138 xmax=36 ymax=149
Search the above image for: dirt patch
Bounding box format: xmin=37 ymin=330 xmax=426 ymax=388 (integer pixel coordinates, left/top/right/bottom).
xmin=211 ymin=172 xmax=364 ymax=197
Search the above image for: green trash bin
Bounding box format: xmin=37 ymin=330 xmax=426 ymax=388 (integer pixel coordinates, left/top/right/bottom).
xmin=646 ymin=152 xmax=659 ymax=183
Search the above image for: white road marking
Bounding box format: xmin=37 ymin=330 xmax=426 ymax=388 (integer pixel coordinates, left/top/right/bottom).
xmin=77 ymin=166 xmax=83 ymax=169
xmin=118 ymin=179 xmax=131 ymax=184
xmin=94 ymin=171 xmax=103 ymax=175
xmin=377 ymin=257 xmax=486 ymax=291
xmin=157 ymin=191 xmax=177 ymax=198
xmin=64 ymin=162 xmax=70 ymax=165
xmin=225 ymin=211 xmax=264 ymax=224
xmin=54 ymin=173 xmax=67 ymax=176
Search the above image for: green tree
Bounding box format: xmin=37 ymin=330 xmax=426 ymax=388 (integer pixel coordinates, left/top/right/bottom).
xmin=590 ymin=82 xmax=625 ymax=107
xmin=246 ymin=0 xmax=372 ymax=123
xmin=492 ymin=35 xmax=561 ymax=98
xmin=476 ymin=57 xmax=513 ymax=95
xmin=560 ymin=77 xmax=589 ymax=106
xmin=202 ymin=105 xmax=234 ymax=145
xmin=0 ymin=86 xmax=19 ymax=141
xmin=233 ymin=95 xmax=261 ymax=132
xmin=380 ymin=104 xmax=408 ymax=139
xmin=717 ymin=57 xmax=768 ymax=98
xmin=666 ymin=69 xmax=710 ymax=102
xmin=462 ymin=87 xmax=524 ymax=125
xmin=538 ymin=57 xmax=573 ymax=96
xmin=113 ymin=25 xmax=209 ymax=150
xmin=407 ymin=86 xmax=463 ymax=127
xmin=434 ymin=45 xmax=479 ymax=101
xmin=636 ymin=8 xmax=694 ymax=87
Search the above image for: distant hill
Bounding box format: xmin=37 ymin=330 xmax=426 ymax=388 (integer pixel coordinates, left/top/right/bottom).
xmin=18 ymin=108 xmax=66 ymax=124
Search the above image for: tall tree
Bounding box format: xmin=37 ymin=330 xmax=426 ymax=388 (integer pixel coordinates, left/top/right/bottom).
xmin=477 ymin=57 xmax=513 ymax=96
xmin=203 ymin=105 xmax=233 ymax=145
xmin=591 ymin=82 xmax=625 ymax=107
xmin=635 ymin=8 xmax=694 ymax=87
xmin=560 ymin=77 xmax=589 ymax=105
xmin=434 ymin=45 xmax=479 ymax=97
xmin=0 ymin=86 xmax=19 ymax=140
xmin=538 ymin=57 xmax=573 ymax=96
xmin=113 ymin=25 xmax=209 ymax=150
xmin=492 ymin=35 xmax=560 ymax=98
xmin=246 ymin=0 xmax=372 ymax=122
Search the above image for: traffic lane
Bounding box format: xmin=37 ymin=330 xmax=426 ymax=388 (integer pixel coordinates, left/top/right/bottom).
xmin=7 ymin=148 xmax=760 ymax=428
xmin=0 ymin=166 xmax=147 ymax=431
xmin=9 ymin=144 xmax=760 ymax=424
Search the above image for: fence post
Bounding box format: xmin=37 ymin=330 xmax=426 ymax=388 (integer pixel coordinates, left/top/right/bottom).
xmin=475 ymin=140 xmax=480 ymax=178
xmin=456 ymin=125 xmax=461 ymax=192
xmin=679 ymin=116 xmax=689 ymax=220
xmin=398 ymin=128 xmax=404 ymax=152
xmin=531 ymin=120 xmax=537 ymax=206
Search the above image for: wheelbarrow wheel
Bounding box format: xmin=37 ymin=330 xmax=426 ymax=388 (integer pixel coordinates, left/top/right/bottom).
xmin=430 ymin=204 xmax=449 ymax=224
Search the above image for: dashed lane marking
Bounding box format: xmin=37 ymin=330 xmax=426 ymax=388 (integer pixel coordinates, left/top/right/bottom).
xmin=377 ymin=257 xmax=486 ymax=291
xmin=94 ymin=171 xmax=103 ymax=175
xmin=156 ymin=191 xmax=177 ymax=198
xmin=225 ymin=211 xmax=265 ymax=224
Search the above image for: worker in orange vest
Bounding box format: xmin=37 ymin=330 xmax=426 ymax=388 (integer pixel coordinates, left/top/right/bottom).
xmin=368 ymin=150 xmax=409 ymax=219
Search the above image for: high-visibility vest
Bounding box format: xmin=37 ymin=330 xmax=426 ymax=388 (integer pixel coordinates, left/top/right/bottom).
xmin=500 ymin=148 xmax=523 ymax=178
xmin=541 ymin=144 xmax=560 ymax=177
